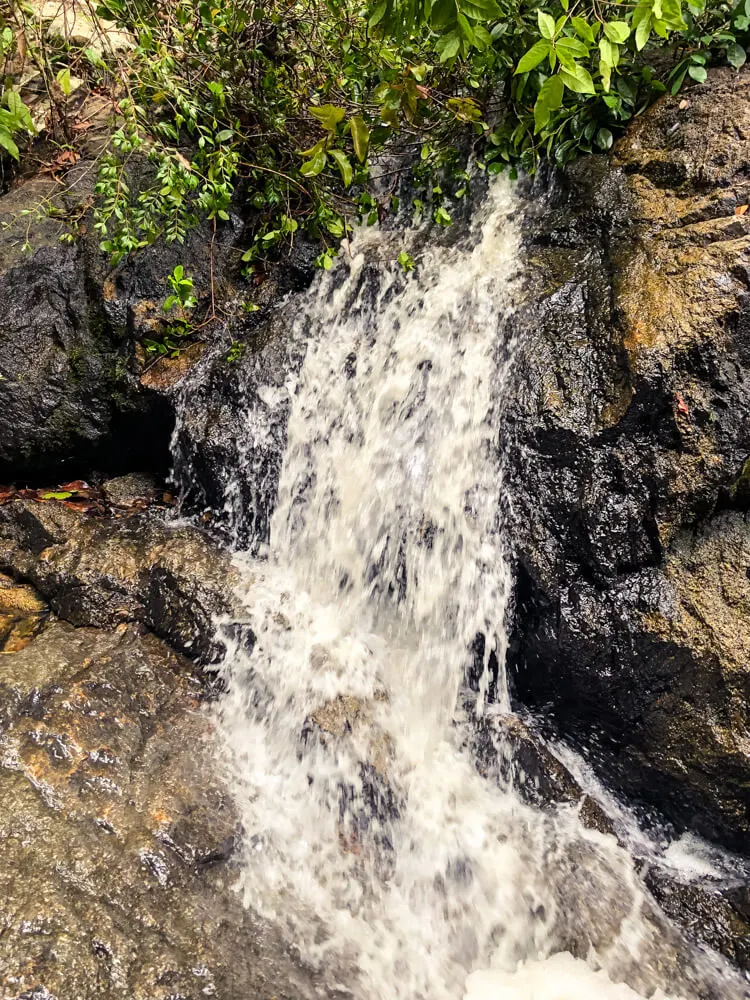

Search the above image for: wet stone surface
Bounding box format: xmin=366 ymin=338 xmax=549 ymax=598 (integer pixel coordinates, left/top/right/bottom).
xmin=0 ymin=611 xmax=318 ymax=1000
xmin=507 ymin=67 xmax=750 ymax=854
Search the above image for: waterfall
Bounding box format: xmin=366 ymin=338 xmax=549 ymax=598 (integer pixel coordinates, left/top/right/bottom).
xmin=183 ymin=179 xmax=745 ymax=1000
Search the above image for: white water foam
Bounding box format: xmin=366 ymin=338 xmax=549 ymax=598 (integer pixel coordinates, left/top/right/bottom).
xmin=209 ymin=179 xmax=745 ymax=1000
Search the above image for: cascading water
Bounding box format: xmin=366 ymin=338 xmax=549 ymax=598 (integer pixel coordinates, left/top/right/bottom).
xmin=179 ymin=179 xmax=747 ymax=1000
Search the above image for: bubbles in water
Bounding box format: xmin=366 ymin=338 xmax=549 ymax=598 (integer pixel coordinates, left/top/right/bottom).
xmin=205 ymin=179 xmax=746 ymax=1000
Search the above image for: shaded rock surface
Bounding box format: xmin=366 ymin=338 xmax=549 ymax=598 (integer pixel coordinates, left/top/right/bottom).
xmin=170 ymin=311 xmax=309 ymax=548
xmin=0 ymin=610 xmax=319 ymax=1000
xmin=0 ymin=499 xmax=238 ymax=661
xmin=0 ymin=145 xmax=316 ymax=484
xmin=506 ymin=67 xmax=750 ymax=853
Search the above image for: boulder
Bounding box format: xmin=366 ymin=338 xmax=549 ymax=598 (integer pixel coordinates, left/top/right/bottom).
xmin=0 ymin=147 xmax=316 ymax=484
xmin=0 ymin=610 xmax=319 ymax=1000
xmin=507 ymin=68 xmax=750 ymax=850
xmin=0 ymin=499 xmax=238 ymax=661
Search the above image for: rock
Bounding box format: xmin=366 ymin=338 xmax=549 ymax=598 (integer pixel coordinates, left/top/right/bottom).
xmin=37 ymin=0 xmax=134 ymax=54
xmin=171 ymin=311 xmax=309 ymax=548
xmin=0 ymin=138 xmax=317 ymax=485
xmin=303 ymin=693 xmax=400 ymax=855
xmin=506 ymin=68 xmax=750 ymax=851
xmin=0 ymin=615 xmax=320 ymax=999
xmin=0 ymin=236 xmax=174 ymax=481
xmin=643 ymin=866 xmax=750 ymax=971
xmin=472 ymin=713 xmax=614 ymax=836
xmin=101 ymin=472 xmax=159 ymax=507
xmin=0 ymin=572 xmax=48 ymax=653
xmin=0 ymin=499 xmax=238 ymax=661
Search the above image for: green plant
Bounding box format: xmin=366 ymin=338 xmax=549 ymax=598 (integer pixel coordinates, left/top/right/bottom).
xmin=142 ymin=265 xmax=198 ymax=358
xmin=0 ymin=22 xmax=35 ymax=160
xmin=164 ymin=264 xmax=197 ymax=314
xmin=226 ymin=340 xmax=246 ymax=363
xmin=8 ymin=0 xmax=748 ymax=284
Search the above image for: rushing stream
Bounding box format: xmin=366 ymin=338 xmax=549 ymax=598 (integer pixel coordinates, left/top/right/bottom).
xmin=179 ymin=179 xmax=747 ymax=1000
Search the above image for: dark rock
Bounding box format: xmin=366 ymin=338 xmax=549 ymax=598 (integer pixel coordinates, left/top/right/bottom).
xmin=0 ymin=238 xmax=174 ymax=481
xmin=644 ymin=866 xmax=750 ymax=971
xmin=170 ymin=310 xmax=308 ymax=549
xmin=507 ymin=68 xmax=750 ymax=851
xmin=472 ymin=713 xmax=615 ymax=836
xmin=0 ymin=499 xmax=238 ymax=661
xmin=0 ymin=155 xmax=317 ymax=485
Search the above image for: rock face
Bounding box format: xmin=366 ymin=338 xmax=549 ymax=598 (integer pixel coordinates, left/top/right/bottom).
xmin=0 ymin=611 xmax=319 ymax=1000
xmin=0 ymin=175 xmax=172 ymax=481
xmin=507 ymin=68 xmax=750 ymax=851
xmin=170 ymin=312 xmax=308 ymax=549
xmin=0 ymin=156 xmax=315 ymax=484
xmin=0 ymin=499 xmax=238 ymax=661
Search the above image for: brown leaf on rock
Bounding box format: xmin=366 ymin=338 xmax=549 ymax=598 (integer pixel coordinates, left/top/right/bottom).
xmin=735 ymin=204 xmax=748 ymax=216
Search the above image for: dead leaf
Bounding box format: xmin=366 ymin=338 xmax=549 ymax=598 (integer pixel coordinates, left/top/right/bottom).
xmin=175 ymin=152 xmax=192 ymax=171
xmin=735 ymin=204 xmax=748 ymax=216
xmin=675 ymin=392 xmax=690 ymax=417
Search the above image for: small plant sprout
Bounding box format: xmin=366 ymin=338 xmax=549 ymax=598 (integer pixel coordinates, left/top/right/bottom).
xmin=397 ymin=251 xmax=415 ymax=273
xmin=164 ymin=265 xmax=198 ymax=314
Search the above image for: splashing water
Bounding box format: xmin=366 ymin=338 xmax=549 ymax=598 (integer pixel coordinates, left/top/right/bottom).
xmin=207 ymin=180 xmax=745 ymax=1000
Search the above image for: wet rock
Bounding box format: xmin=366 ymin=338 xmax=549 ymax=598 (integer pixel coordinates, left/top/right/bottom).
xmin=101 ymin=472 xmax=160 ymax=507
xmin=0 ymin=572 xmax=48 ymax=653
xmin=472 ymin=713 xmax=614 ymax=836
xmin=643 ymin=866 xmax=750 ymax=971
xmin=507 ymin=68 xmax=750 ymax=852
xmin=0 ymin=236 xmax=172 ymax=481
xmin=171 ymin=312 xmax=309 ymax=549
xmin=0 ymin=499 xmax=238 ymax=661
xmin=0 ymin=141 xmax=316 ymax=485
xmin=303 ymin=693 xmax=400 ymax=854
xmin=0 ymin=617 xmax=320 ymax=1000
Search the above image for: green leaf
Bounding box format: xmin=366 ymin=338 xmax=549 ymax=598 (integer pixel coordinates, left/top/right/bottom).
xmin=329 ymin=148 xmax=353 ymax=186
xmin=688 ymin=64 xmax=707 ymax=82
xmin=727 ymin=43 xmax=747 ymax=68
xmin=350 ymin=115 xmax=370 ymax=162
xmin=603 ymin=20 xmax=630 ymax=43
xmin=534 ymin=74 xmax=564 ymax=133
xmin=538 ymin=10 xmax=556 ymax=39
xmin=457 ymin=12 xmax=476 ymax=43
xmin=215 ymin=128 xmax=234 ymax=142
xmin=301 ymin=148 xmax=328 ymax=176
xmin=595 ymin=127 xmax=613 ymax=150
xmin=56 ymin=67 xmax=71 ymax=96
xmin=571 ymin=17 xmax=595 ymax=44
xmin=632 ymin=3 xmax=652 ymax=50
xmin=310 ymin=104 xmax=346 ymax=131
xmin=560 ymin=63 xmax=596 ymax=94
xmin=459 ymin=0 xmax=501 ymax=18
xmin=515 ymin=39 xmax=551 ymax=74
xmin=599 ymin=36 xmax=619 ymax=69
xmin=433 ymin=205 xmax=452 ymax=226
xmin=599 ymin=58 xmax=612 ymax=92
xmin=369 ymin=0 xmax=387 ymax=26
xmin=41 ymin=491 xmax=73 ymax=500
xmin=557 ymin=37 xmax=589 ymax=60
xmin=435 ymin=29 xmax=461 ymax=61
